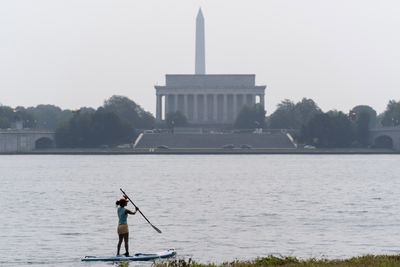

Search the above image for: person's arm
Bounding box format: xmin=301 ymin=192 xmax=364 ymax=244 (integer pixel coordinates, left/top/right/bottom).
xmin=125 ymin=207 xmax=139 ymax=215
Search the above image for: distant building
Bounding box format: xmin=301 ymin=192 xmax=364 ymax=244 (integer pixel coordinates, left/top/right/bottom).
xmin=155 ymin=9 xmax=266 ymax=125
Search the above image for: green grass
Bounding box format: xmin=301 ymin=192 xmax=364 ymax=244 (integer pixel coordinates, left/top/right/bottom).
xmin=153 ymin=255 xmax=400 ymax=267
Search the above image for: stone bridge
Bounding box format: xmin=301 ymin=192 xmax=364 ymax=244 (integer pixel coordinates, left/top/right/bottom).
xmin=369 ymin=127 xmax=400 ymax=151
xmin=0 ymin=129 xmax=55 ymax=153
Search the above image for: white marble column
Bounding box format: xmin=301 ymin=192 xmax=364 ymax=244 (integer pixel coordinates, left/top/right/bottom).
xmin=173 ymin=94 xmax=178 ymax=112
xmin=233 ymin=94 xmax=238 ymax=121
xmin=238 ymin=94 xmax=243 ymax=111
xmin=193 ymin=94 xmax=198 ymax=122
xmin=183 ymin=94 xmax=188 ymax=120
xmin=245 ymin=94 xmax=251 ymax=107
xmin=156 ymin=94 xmax=162 ymax=121
xmin=260 ymin=94 xmax=265 ymax=109
xmin=223 ymin=94 xmax=228 ymax=123
xmin=165 ymin=94 xmax=169 ymax=116
xmin=213 ymin=94 xmax=218 ymax=122
xmin=251 ymin=94 xmax=256 ymax=106
xmin=203 ymin=94 xmax=208 ymax=122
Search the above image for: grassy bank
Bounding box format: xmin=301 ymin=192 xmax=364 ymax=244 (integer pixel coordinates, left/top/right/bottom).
xmin=154 ymin=255 xmax=400 ymax=267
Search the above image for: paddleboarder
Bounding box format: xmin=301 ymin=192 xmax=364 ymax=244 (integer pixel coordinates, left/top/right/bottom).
xmin=116 ymin=196 xmax=139 ymax=257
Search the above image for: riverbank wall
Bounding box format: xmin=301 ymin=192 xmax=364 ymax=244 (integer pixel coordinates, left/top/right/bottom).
xmin=0 ymin=148 xmax=398 ymax=155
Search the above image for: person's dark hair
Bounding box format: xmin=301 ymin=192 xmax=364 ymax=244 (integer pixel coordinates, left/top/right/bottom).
xmin=116 ymin=198 xmax=128 ymax=207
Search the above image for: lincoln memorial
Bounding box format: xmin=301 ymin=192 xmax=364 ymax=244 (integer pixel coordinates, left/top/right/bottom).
xmin=155 ymin=9 xmax=266 ymax=125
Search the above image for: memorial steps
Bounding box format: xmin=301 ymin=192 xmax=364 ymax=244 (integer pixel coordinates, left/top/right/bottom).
xmin=135 ymin=132 xmax=296 ymax=150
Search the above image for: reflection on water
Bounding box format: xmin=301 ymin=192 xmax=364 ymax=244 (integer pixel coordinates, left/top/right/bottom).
xmin=0 ymin=155 xmax=400 ymax=266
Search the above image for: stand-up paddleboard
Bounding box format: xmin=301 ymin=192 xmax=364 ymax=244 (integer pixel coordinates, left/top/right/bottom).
xmin=82 ymin=249 xmax=176 ymax=262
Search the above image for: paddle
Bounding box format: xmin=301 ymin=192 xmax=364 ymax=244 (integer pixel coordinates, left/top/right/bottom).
xmin=120 ymin=188 xmax=162 ymax=234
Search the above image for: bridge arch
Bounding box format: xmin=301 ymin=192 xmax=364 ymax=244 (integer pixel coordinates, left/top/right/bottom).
xmin=35 ymin=137 xmax=55 ymax=149
xmin=373 ymin=135 xmax=393 ymax=149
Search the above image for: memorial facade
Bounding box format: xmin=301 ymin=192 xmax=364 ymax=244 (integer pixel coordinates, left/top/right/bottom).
xmin=155 ymin=9 xmax=266 ymax=125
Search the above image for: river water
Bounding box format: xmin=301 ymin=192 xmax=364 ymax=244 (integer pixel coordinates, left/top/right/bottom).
xmin=0 ymin=155 xmax=400 ymax=266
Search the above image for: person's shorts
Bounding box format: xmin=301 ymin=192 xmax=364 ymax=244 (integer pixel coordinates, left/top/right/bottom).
xmin=117 ymin=224 xmax=129 ymax=235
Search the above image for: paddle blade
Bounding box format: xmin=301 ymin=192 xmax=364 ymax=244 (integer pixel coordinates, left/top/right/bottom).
xmin=152 ymin=224 xmax=162 ymax=234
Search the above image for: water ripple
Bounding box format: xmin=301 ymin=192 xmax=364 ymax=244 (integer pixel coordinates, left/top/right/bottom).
xmin=1 ymin=155 xmax=400 ymax=265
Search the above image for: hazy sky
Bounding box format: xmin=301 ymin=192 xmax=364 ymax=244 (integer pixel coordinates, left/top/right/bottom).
xmin=1 ymin=0 xmax=399 ymax=115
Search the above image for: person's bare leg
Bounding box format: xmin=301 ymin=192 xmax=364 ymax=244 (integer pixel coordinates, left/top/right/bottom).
xmin=123 ymin=233 xmax=129 ymax=256
xmin=117 ymin=234 xmax=123 ymax=255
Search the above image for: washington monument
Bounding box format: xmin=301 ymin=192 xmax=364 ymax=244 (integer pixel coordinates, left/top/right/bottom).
xmin=195 ymin=9 xmax=206 ymax=75
xmin=155 ymin=9 xmax=266 ymax=124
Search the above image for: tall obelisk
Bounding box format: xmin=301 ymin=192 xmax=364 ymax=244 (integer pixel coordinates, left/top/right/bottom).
xmin=195 ymin=8 xmax=205 ymax=75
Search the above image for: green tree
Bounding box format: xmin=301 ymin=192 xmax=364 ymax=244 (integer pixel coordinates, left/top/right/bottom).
xmin=55 ymin=124 xmax=73 ymax=148
xmin=14 ymin=106 xmax=36 ymax=128
xmin=348 ymin=105 xmax=378 ymax=147
xmin=0 ymin=105 xmax=38 ymax=129
xmin=328 ymin=111 xmax=354 ymax=147
xmin=56 ymin=107 xmax=135 ymax=148
xmin=381 ymin=100 xmax=400 ymax=127
xmin=302 ymin=111 xmax=354 ymax=148
xmin=56 ymin=109 xmax=95 ymax=148
xmin=269 ymin=98 xmax=322 ymax=129
xmin=295 ymin=98 xmax=322 ymax=127
xmin=350 ymin=105 xmax=377 ymax=126
xmin=354 ymin=112 xmax=371 ymax=147
xmin=234 ymin=104 xmax=266 ymax=129
xmin=26 ymin=104 xmax=73 ymax=129
xmin=76 ymin=107 xmax=96 ymax=114
xmin=301 ymin=113 xmax=331 ymax=147
xmin=269 ymin=99 xmax=296 ymax=128
xmin=103 ymin=95 xmax=155 ymax=129
xmin=0 ymin=105 xmax=14 ymax=128
xmin=166 ymin=111 xmax=188 ymax=128
xmin=91 ymin=108 xmax=135 ymax=146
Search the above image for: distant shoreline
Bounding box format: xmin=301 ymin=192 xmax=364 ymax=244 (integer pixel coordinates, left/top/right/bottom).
xmin=0 ymin=148 xmax=398 ymax=155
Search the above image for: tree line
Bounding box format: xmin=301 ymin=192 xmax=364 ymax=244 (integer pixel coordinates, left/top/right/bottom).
xmin=1 ymin=96 xmax=399 ymax=148
xmin=0 ymin=96 xmax=155 ymax=148
xmin=234 ymin=98 xmax=400 ymax=148
xmin=56 ymin=96 xmax=155 ymax=148
xmin=0 ymin=104 xmax=73 ymax=129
